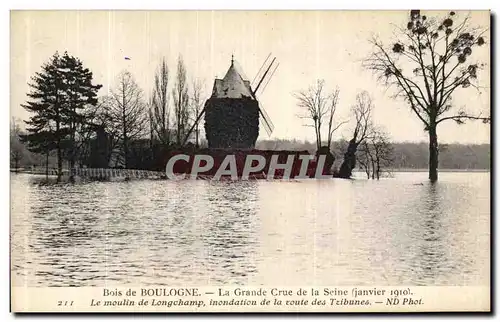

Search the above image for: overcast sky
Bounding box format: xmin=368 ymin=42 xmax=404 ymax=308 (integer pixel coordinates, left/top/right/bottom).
xmin=10 ymin=10 xmax=490 ymax=144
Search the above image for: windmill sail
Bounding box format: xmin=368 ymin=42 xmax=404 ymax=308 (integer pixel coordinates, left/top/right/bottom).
xmin=256 ymin=62 xmax=279 ymax=97
xmin=250 ymin=55 xmax=278 ymax=137
xmin=251 ymin=53 xmax=272 ymax=89
xmin=258 ymin=101 xmax=274 ymax=136
xmin=253 ymin=57 xmax=276 ymax=96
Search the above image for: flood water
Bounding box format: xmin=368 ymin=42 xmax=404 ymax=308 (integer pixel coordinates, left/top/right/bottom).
xmin=10 ymin=172 xmax=490 ymax=287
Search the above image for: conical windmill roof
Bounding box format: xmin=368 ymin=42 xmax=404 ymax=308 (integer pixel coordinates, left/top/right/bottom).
xmin=212 ymin=60 xmax=255 ymax=99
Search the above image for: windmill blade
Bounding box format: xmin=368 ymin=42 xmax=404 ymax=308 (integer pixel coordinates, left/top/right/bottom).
xmin=182 ymin=103 xmax=208 ymax=145
xmin=258 ymin=101 xmax=274 ymax=136
xmin=182 ymin=91 xmax=213 ymax=145
xmin=251 ymin=53 xmax=272 ymax=88
xmin=253 ymin=57 xmax=276 ymax=96
xmin=255 ymin=62 xmax=279 ymax=97
xmin=259 ymin=112 xmax=273 ymax=137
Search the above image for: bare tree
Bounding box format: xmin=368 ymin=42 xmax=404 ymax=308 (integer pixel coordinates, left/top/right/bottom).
xmin=326 ymin=87 xmax=348 ymax=150
xmin=371 ymin=128 xmax=394 ymax=179
xmin=91 ymin=96 xmax=121 ymax=167
xmin=338 ymin=91 xmax=373 ymax=178
xmin=10 ymin=118 xmax=24 ymax=172
xmin=69 ymin=99 xmax=110 ymax=171
xmin=172 ymin=56 xmax=191 ymax=146
xmin=108 ymin=70 xmax=147 ymax=168
xmin=151 ymin=58 xmax=171 ymax=145
xmin=357 ymin=140 xmax=374 ymax=179
xmin=357 ymin=127 xmax=394 ymax=179
xmin=364 ymin=10 xmax=489 ymax=181
xmin=190 ymin=79 xmax=205 ymax=148
xmin=294 ymin=80 xmax=346 ymax=152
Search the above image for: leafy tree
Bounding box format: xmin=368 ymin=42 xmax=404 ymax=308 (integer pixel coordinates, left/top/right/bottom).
xmin=59 ymin=53 xmax=102 ymax=173
xmin=21 ymin=52 xmax=68 ymax=181
xmin=364 ymin=10 xmax=490 ymax=181
xmin=21 ymin=52 xmax=101 ymax=181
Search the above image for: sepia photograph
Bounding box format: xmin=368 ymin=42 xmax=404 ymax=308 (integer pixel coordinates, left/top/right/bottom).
xmin=9 ymin=9 xmax=491 ymax=313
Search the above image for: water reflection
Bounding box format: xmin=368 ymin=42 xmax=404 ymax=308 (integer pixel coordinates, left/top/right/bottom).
xmin=394 ymin=180 xmax=485 ymax=286
xmin=10 ymin=172 xmax=490 ymax=287
xmin=412 ymin=183 xmax=449 ymax=285
xmin=202 ymin=181 xmax=260 ymax=285
xmin=12 ymin=175 xmax=260 ymax=286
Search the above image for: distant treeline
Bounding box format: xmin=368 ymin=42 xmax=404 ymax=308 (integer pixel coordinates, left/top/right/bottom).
xmin=12 ymin=133 xmax=489 ymax=171
xmin=255 ymin=139 xmax=490 ymax=170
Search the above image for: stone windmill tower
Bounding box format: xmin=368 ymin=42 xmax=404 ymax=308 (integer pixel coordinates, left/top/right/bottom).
xmin=185 ymin=55 xmax=278 ymax=149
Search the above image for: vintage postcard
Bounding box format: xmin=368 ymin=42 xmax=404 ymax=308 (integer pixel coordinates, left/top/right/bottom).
xmin=10 ymin=10 xmax=490 ymax=313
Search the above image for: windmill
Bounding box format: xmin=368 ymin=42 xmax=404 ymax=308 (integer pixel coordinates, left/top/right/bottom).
xmin=183 ymin=54 xmax=279 ymax=149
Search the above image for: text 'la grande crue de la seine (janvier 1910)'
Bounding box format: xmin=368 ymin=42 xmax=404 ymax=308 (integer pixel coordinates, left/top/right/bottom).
xmin=85 ymin=287 xmax=424 ymax=310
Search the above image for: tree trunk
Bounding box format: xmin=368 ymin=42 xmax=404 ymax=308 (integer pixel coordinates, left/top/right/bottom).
xmin=317 ymin=121 xmax=322 ymax=152
xmin=177 ymin=102 xmax=181 ymax=145
xmin=338 ymin=139 xmax=358 ymax=179
xmin=69 ymin=159 xmax=75 ymax=183
xmin=55 ymin=92 xmax=62 ymax=182
xmin=69 ymin=147 xmax=75 ymax=182
xmin=195 ymin=125 xmax=199 ymax=148
xmin=122 ymin=106 xmax=128 ymax=169
xmin=45 ymin=149 xmax=49 ymax=180
xmin=55 ymin=118 xmax=62 ymax=182
xmin=57 ymin=142 xmax=62 ymax=182
xmin=314 ymin=120 xmax=320 ymax=152
xmin=69 ymin=105 xmax=76 ymax=182
xmin=428 ymin=125 xmax=438 ymax=182
xmin=162 ymin=103 xmax=167 ymax=145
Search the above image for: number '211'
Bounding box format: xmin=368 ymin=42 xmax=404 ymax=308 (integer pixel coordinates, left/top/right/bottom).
xmin=57 ymin=301 xmax=74 ymax=306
